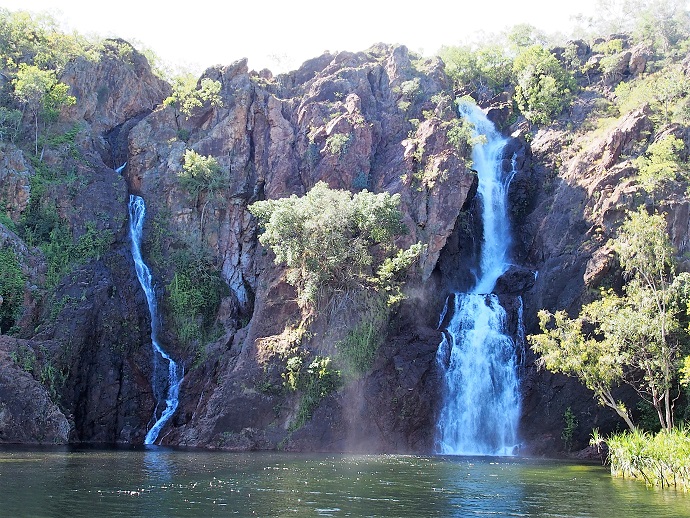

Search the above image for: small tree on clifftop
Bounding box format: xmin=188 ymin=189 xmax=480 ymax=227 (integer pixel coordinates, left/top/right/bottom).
xmin=513 ymin=45 xmax=576 ymax=125
xmin=12 ymin=63 xmax=75 ymax=156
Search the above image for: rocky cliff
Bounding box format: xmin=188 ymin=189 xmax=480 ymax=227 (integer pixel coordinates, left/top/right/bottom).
xmin=125 ymin=44 xmax=478 ymax=451
xmin=1 ymin=32 xmax=688 ymax=454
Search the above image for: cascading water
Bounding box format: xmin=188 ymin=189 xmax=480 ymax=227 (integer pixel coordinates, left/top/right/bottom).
xmin=436 ymin=102 xmax=521 ymax=456
xmin=129 ymin=195 xmax=183 ymax=445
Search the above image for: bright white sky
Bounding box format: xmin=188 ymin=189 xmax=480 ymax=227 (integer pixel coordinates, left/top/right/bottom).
xmin=0 ymin=0 xmax=600 ymax=74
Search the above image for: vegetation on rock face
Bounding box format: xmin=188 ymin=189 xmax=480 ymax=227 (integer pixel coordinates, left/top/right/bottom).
xmin=512 ymin=45 xmax=576 ymax=125
xmin=178 ymin=149 xmax=229 ymax=232
xmin=530 ymin=209 xmax=690 ymax=432
xmin=0 ymin=247 xmax=25 ymax=333
xmin=142 ymin=207 xmax=228 ymax=351
xmin=166 ymin=245 xmax=227 ymax=348
xmin=163 ymin=74 xmax=222 ymax=131
xmin=634 ymin=135 xmax=686 ymax=195
xmin=249 ymin=181 xmax=422 ymax=309
xmin=438 ymin=24 xmax=575 ymax=124
xmin=284 ymin=355 xmax=341 ymax=431
xmin=12 ymin=63 xmax=76 ymax=155
xmin=250 ymin=182 xmax=424 ymax=381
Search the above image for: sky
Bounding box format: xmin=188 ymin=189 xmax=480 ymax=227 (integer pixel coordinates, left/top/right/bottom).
xmin=0 ymin=0 xmax=600 ymax=74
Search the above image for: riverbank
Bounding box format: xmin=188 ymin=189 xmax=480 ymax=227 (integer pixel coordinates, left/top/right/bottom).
xmin=605 ymin=428 xmax=690 ymax=491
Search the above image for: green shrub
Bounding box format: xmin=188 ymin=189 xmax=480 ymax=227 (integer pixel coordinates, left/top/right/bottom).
xmin=336 ymin=293 xmax=388 ymax=375
xmin=351 ymin=171 xmax=369 ymax=191
xmin=166 ymin=246 xmax=227 ymax=345
xmin=438 ymin=44 xmax=513 ymax=95
xmin=513 ymin=45 xmax=576 ymax=125
xmin=164 ymin=75 xmax=223 ymax=127
xmin=286 ymin=355 xmax=341 ymax=430
xmin=324 ymin=132 xmax=351 ymax=156
xmin=178 ymin=149 xmax=227 ymax=203
xmin=614 ymin=66 xmax=690 ymax=124
xmin=8 ymin=343 xmax=35 ymax=372
xmin=0 ymin=248 xmax=25 ymax=333
xmin=593 ymin=39 xmax=625 ymax=55
xmin=40 ymin=220 xmax=113 ymax=289
xmin=634 ymin=135 xmax=685 ymax=193
xmin=249 ymin=182 xmax=421 ymax=308
xmin=562 ymin=407 xmax=578 ymax=452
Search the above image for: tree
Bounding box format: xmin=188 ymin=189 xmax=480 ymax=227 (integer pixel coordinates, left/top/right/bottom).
xmin=163 ymin=74 xmax=223 ymax=130
xmin=614 ymin=66 xmax=690 ymax=124
xmin=531 ymin=306 xmax=635 ymax=430
xmin=0 ymin=106 xmax=22 ymax=142
xmin=0 ymin=9 xmax=87 ymax=74
xmin=613 ymin=208 xmax=689 ymax=429
xmin=513 ymin=45 xmax=576 ymax=125
xmin=438 ymin=44 xmax=512 ymax=99
xmin=178 ymin=149 xmax=229 ymax=232
xmin=632 ymin=0 xmax=690 ymax=53
xmin=529 ymin=208 xmax=690 ymax=431
xmin=505 ymin=23 xmax=549 ymax=52
xmin=634 ymin=135 xmax=685 ymax=194
xmin=12 ymin=63 xmax=75 ymax=155
xmin=249 ymin=182 xmax=422 ymax=308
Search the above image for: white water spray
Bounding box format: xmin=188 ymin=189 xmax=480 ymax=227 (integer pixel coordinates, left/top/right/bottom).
xmin=436 ymin=102 xmax=521 ymax=455
xmin=129 ymin=195 xmax=183 ymax=445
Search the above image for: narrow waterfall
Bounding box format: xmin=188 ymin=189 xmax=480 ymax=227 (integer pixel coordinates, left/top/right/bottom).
xmin=436 ymin=102 xmax=521 ymax=456
xmin=129 ymin=195 xmax=183 ymax=445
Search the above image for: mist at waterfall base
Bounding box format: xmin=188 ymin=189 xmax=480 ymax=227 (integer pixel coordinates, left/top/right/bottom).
xmin=129 ymin=195 xmax=183 ymax=445
xmin=436 ymin=103 xmax=521 ymax=456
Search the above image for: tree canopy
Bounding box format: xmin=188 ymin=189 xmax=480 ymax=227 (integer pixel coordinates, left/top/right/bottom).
xmin=529 ymin=208 xmax=690 ymax=431
xmin=513 ymin=45 xmax=576 ymax=125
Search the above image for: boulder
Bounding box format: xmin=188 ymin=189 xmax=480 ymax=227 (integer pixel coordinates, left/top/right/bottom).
xmin=495 ymin=265 xmax=537 ymax=295
xmin=0 ymin=337 xmax=70 ymax=444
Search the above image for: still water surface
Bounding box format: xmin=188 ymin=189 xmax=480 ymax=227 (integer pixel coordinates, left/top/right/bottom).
xmin=0 ymin=447 xmax=687 ymax=517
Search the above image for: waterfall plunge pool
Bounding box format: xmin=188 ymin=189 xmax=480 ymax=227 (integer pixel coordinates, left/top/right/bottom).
xmin=1 ymin=447 xmax=687 ymax=517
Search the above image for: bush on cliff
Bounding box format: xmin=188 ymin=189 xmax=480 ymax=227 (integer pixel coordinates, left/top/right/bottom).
xmin=0 ymin=247 xmax=25 ymax=333
xmin=513 ymin=45 xmax=576 ymax=125
xmin=249 ymin=181 xmax=422 ymax=309
xmin=250 ymin=182 xmax=424 ymax=375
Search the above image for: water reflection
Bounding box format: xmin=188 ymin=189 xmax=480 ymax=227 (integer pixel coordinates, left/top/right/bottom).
xmin=143 ymin=446 xmax=174 ymax=483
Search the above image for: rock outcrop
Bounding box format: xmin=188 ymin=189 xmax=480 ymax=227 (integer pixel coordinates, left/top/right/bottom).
xmin=0 ymin=41 xmax=170 ymax=444
xmin=0 ymin=337 xmax=70 ymax=444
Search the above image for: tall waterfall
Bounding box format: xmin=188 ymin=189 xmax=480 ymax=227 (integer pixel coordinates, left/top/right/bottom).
xmin=129 ymin=195 xmax=183 ymax=445
xmin=436 ymin=102 xmax=521 ymax=456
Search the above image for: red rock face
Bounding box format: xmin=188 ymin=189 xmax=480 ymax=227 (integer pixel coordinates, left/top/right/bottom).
xmin=122 ymin=44 xmax=479 ymax=450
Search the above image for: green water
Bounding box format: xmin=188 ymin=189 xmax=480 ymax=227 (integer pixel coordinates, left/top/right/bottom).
xmin=0 ymin=448 xmax=687 ymax=517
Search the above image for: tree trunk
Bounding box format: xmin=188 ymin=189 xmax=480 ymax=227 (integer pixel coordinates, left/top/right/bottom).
xmin=604 ymin=390 xmax=636 ymax=431
xmin=34 ymin=112 xmax=38 ymax=156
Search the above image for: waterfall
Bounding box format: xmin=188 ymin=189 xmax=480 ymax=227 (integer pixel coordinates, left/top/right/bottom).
xmin=128 ymin=195 xmax=183 ymax=445
xmin=436 ymin=102 xmax=521 ymax=456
